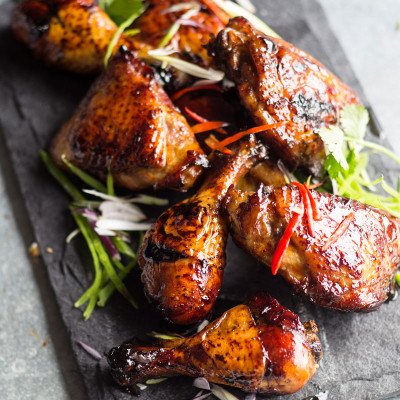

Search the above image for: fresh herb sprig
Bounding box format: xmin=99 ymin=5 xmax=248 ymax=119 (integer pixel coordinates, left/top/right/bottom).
xmin=317 ymin=105 xmax=400 ymax=286
xmin=41 ymin=151 xmax=167 ymax=320
xmin=318 ymin=104 xmax=400 ymax=217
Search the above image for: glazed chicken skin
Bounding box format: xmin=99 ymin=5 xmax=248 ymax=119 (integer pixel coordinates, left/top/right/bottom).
xmin=11 ymin=0 xmax=136 ymax=73
xmin=11 ymin=0 xmax=228 ymax=75
xmin=208 ymin=17 xmax=360 ymax=177
xmin=107 ymin=292 xmax=322 ymax=395
xmin=225 ymin=185 xmax=400 ymax=312
xmin=50 ymin=47 xmax=208 ymax=191
xmin=138 ymin=138 xmax=266 ymax=324
xmin=133 ymin=0 xmax=228 ymax=68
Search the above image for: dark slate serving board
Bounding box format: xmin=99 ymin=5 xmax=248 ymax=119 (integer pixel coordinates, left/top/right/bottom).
xmin=1 ymin=1 xmax=400 ymax=399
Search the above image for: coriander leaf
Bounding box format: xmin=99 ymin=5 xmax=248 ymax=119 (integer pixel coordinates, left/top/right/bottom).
xmin=324 ymin=153 xmax=343 ymax=180
xmin=340 ymin=104 xmax=369 ymax=153
xmin=318 ymin=125 xmax=348 ymax=170
xmin=105 ymin=0 xmax=143 ymax=26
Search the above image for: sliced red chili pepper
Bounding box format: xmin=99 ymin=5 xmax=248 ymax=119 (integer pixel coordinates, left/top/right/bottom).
xmin=214 ymin=121 xmax=288 ymax=152
xmin=304 ymin=183 xmax=322 ymax=221
xmin=291 ymin=182 xmax=315 ymax=236
xmin=171 ymin=84 xmax=222 ymax=101
xmin=204 ymin=134 xmax=232 ymax=154
xmin=185 ymin=107 xmax=228 ymax=135
xmin=271 ymin=211 xmax=303 ymax=275
xmin=191 ymin=121 xmax=229 ymax=134
xmin=201 ymin=0 xmax=230 ymax=25
xmin=322 ymin=212 xmax=355 ymax=251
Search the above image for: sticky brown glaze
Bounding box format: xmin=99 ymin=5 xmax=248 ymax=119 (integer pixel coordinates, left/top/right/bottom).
xmin=138 ymin=138 xmax=266 ymax=324
xmin=11 ymin=0 xmax=137 ymax=73
xmin=208 ymin=17 xmax=360 ymax=177
xmin=133 ymin=0 xmax=228 ymax=67
xmin=107 ymin=292 xmax=322 ymax=395
xmin=225 ymin=185 xmax=400 ymax=311
xmin=50 ymin=47 xmax=208 ymax=191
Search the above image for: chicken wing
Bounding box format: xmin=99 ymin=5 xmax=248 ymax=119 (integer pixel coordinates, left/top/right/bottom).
xmin=107 ymin=292 xmax=322 ymax=395
xmin=50 ymin=47 xmax=208 ymax=191
xmin=11 ymin=0 xmax=136 ymax=73
xmin=224 ymin=184 xmax=400 ymax=312
xmin=208 ymin=17 xmax=360 ymax=177
xmin=138 ymin=138 xmax=266 ymax=324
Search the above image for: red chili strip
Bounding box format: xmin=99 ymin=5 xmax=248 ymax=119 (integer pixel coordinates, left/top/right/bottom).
xmin=271 ymin=211 xmax=303 ymax=275
xmin=191 ymin=121 xmax=229 ymax=134
xmin=204 ymin=134 xmax=232 ymax=155
xmin=321 ymin=212 xmax=355 ymax=251
xmin=303 ymin=183 xmax=322 ymax=221
xmin=185 ymin=107 xmax=228 ymax=135
xmin=291 ymin=182 xmax=315 ymax=236
xmin=307 ymin=182 xmax=324 ymax=189
xmin=214 ymin=121 xmax=288 ymax=152
xmin=171 ymin=84 xmax=222 ymax=101
xmin=201 ymin=0 xmax=230 ymax=25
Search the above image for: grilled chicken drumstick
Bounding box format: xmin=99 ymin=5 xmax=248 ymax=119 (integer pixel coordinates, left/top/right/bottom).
xmin=107 ymin=292 xmax=322 ymax=395
xmin=138 ymin=138 xmax=266 ymax=324
xmin=225 ymin=185 xmax=400 ymax=312
xmin=51 ymin=47 xmax=208 ymax=191
xmin=208 ymin=17 xmax=360 ymax=177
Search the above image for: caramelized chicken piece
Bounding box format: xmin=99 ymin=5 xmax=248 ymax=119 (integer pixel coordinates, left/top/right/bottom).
xmin=11 ymin=0 xmax=227 ymax=76
xmin=50 ymin=47 xmax=208 ymax=191
xmin=225 ymin=185 xmax=400 ymax=311
xmin=133 ymin=0 xmax=228 ymax=67
xmin=208 ymin=17 xmax=360 ymax=177
xmin=138 ymin=138 xmax=266 ymax=324
xmin=11 ymin=0 xmax=136 ymax=73
xmin=107 ymin=292 xmax=322 ymax=395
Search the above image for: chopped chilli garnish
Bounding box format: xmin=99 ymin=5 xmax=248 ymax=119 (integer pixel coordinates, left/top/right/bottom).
xmin=271 ymin=211 xmax=303 ymax=275
xmin=291 ymin=182 xmax=315 ymax=236
xmin=304 ymin=184 xmax=322 ymax=221
xmin=307 ymin=182 xmax=324 ymax=189
xmin=202 ymin=0 xmax=230 ymax=25
xmin=204 ymin=135 xmax=232 ymax=154
xmin=185 ymin=107 xmax=228 ymax=135
xmin=171 ymin=84 xmax=222 ymax=101
xmin=321 ymin=212 xmax=355 ymax=251
xmin=191 ymin=121 xmax=229 ymax=134
xmin=214 ymin=121 xmax=288 ymax=152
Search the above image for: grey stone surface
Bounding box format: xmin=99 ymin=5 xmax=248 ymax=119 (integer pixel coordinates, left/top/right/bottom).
xmin=1 ymin=1 xmax=400 ymax=400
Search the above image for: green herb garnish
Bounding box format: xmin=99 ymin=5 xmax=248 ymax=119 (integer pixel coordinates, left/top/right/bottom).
xmin=318 ymin=104 xmax=400 ymax=217
xmin=41 ymin=151 xmax=167 ymax=320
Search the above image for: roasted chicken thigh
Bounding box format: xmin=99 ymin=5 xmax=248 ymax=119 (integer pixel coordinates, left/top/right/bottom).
xmin=138 ymin=138 xmax=266 ymax=324
xmin=51 ymin=47 xmax=208 ymax=191
xmin=225 ymin=185 xmax=400 ymax=312
xmin=208 ymin=17 xmax=360 ymax=177
xmin=107 ymin=292 xmax=322 ymax=395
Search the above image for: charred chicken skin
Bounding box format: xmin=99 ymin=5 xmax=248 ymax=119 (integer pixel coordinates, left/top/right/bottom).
xmin=50 ymin=47 xmax=208 ymax=191
xmin=107 ymin=292 xmax=322 ymax=395
xmin=208 ymin=17 xmax=360 ymax=177
xmin=225 ymin=185 xmax=400 ymax=312
xmin=11 ymin=0 xmax=136 ymax=73
xmin=138 ymin=138 xmax=266 ymax=324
